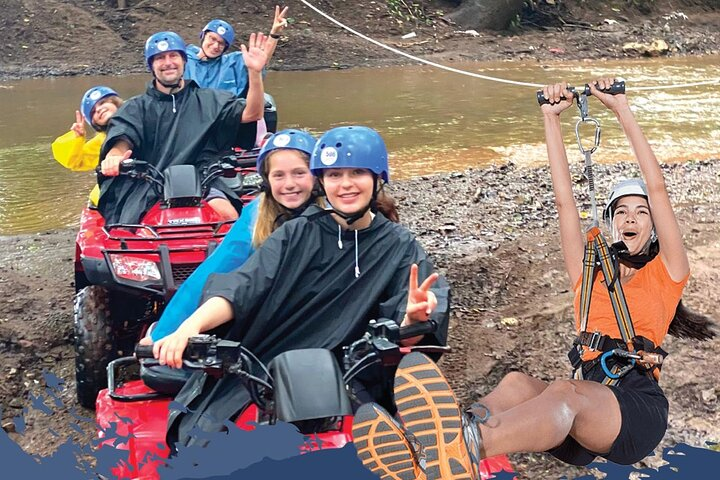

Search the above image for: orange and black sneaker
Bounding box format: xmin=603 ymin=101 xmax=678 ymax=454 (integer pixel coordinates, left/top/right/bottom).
xmin=352 ymin=402 xmax=427 ymax=480
xmin=394 ymin=352 xmax=479 ymax=480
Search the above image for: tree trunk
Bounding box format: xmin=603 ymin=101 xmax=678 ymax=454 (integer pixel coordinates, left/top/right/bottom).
xmin=443 ymin=0 xmax=525 ymax=31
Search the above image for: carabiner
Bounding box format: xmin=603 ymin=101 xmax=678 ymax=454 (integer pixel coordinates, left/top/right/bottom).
xmin=600 ymin=349 xmax=636 ymax=379
xmin=575 ymin=117 xmax=601 ymax=156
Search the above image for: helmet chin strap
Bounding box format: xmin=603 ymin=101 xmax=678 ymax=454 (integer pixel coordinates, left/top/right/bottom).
xmin=611 ymin=237 xmax=660 ymax=269
xmin=273 ymin=194 xmax=319 ymax=227
xmin=320 ymin=177 xmax=379 ymax=226
xmin=155 ymin=77 xmax=183 ymax=90
xmin=152 ymin=59 xmax=185 ymax=91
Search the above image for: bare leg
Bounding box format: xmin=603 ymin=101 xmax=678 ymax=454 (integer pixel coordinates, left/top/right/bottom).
xmin=478 ymin=371 xmax=549 ymax=417
xmin=479 ymin=378 xmax=621 ymax=458
xmin=208 ymin=198 xmax=239 ymax=221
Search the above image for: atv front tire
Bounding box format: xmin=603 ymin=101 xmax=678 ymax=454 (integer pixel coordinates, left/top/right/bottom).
xmin=74 ymin=285 xmax=114 ymax=409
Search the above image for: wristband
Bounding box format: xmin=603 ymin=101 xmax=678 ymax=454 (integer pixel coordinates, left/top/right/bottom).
xmin=269 ymin=33 xmax=281 ymax=39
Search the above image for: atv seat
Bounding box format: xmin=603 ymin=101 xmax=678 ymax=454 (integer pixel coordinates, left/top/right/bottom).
xmin=140 ymin=362 xmax=193 ymax=395
xmin=138 ymin=322 xmax=192 ymax=394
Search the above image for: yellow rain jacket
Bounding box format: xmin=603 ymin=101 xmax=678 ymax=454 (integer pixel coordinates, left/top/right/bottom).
xmin=51 ymin=131 xmax=103 ymax=205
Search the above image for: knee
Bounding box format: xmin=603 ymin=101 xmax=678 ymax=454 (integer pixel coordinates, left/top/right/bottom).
xmin=544 ymin=379 xmax=585 ymax=413
xmin=545 ymin=379 xmax=579 ymax=397
xmin=499 ymin=371 xmax=532 ymax=389
xmin=208 ymin=199 xmax=239 ymax=221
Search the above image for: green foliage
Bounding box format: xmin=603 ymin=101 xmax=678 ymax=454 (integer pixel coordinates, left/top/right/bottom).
xmin=386 ymin=0 xmax=435 ymax=26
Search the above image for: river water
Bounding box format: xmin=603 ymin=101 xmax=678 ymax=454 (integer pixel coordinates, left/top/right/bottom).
xmin=0 ymin=56 xmax=718 ymax=234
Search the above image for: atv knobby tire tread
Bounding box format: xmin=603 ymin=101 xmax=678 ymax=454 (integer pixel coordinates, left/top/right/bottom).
xmin=74 ymin=285 xmax=114 ymax=409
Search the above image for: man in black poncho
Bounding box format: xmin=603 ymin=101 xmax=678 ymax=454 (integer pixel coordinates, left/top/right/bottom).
xmin=98 ymin=31 xmax=267 ymax=225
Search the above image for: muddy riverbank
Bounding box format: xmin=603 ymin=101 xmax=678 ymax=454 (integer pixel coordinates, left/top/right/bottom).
xmin=1 ymin=158 xmax=718 ymax=478
xmin=1 ymin=0 xmax=719 ymax=80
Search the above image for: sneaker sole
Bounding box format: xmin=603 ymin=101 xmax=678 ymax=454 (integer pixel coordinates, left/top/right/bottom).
xmin=352 ymin=403 xmax=426 ymax=480
xmin=394 ymin=352 xmax=477 ymax=480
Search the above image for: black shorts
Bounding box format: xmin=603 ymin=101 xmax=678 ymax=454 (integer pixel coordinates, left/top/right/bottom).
xmin=547 ymin=363 xmax=668 ymax=466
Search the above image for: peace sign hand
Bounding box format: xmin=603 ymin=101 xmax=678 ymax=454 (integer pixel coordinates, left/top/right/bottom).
xmin=405 ymin=264 xmax=439 ymax=324
xmin=71 ymin=110 xmax=86 ymax=137
xmin=271 ymin=5 xmax=289 ymax=35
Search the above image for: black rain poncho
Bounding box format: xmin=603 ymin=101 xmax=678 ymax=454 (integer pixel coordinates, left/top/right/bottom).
xmin=166 ymin=206 xmax=450 ymax=449
xmin=203 ymin=205 xmax=449 ymax=361
xmin=98 ymin=80 xmax=257 ymax=225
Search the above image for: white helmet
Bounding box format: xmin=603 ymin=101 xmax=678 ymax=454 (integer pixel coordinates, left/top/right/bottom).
xmin=603 ymin=178 xmax=648 ymax=227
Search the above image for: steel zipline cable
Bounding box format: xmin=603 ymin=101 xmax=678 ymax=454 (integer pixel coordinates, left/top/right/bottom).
xmin=300 ymin=0 xmax=720 ymax=92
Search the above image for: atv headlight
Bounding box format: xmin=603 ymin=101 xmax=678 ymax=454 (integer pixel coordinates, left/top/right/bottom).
xmin=110 ymin=255 xmax=161 ymax=282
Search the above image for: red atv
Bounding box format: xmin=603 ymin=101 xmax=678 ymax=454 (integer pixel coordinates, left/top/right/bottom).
xmin=95 ymin=319 xmax=514 ymax=479
xmin=73 ymin=152 xmax=261 ymax=408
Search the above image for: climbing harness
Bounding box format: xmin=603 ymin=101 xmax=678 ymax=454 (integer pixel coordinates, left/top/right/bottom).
xmin=543 ymin=83 xmax=667 ymax=385
xmin=300 ymin=0 xmax=720 ymax=92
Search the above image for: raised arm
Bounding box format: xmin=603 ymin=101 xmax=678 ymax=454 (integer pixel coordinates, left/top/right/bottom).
xmin=541 ymin=82 xmax=585 ymax=286
xmin=589 ymin=78 xmax=689 ymax=281
xmin=240 ymin=32 xmax=268 ymax=122
xmin=264 ymin=5 xmax=289 ymax=65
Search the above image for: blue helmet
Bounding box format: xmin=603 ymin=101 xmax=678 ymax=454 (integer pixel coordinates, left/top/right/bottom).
xmin=144 ymin=31 xmax=187 ymax=70
xmin=257 ymin=129 xmax=318 ymax=174
xmin=201 ymin=19 xmax=235 ymax=51
xmin=80 ymin=86 xmax=118 ymax=130
xmin=310 ymin=126 xmax=390 ymax=183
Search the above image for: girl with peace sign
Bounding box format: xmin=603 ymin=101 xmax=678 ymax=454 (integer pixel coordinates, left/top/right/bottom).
xmin=145 ymin=126 xmax=449 ymax=446
xmin=51 ymin=86 xmax=124 ymax=205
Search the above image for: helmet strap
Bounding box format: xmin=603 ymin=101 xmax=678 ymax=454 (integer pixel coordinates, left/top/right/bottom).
xmin=155 ymin=77 xmax=183 ymax=91
xmin=318 ymin=176 xmax=379 ymax=226
xmin=611 ymin=238 xmax=660 ymax=269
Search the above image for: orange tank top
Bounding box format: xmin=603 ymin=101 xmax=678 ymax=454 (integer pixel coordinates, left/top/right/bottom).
xmin=573 ymin=255 xmax=688 ymax=360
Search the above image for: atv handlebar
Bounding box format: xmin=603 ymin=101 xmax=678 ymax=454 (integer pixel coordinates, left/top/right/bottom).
xmin=222 ymin=150 xmax=260 ymax=170
xmin=536 ymin=79 xmax=625 ymax=105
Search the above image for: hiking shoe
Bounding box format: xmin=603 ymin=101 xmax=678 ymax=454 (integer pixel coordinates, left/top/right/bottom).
xmin=394 ymin=352 xmax=479 ymax=480
xmin=352 ymin=402 xmax=427 ymax=480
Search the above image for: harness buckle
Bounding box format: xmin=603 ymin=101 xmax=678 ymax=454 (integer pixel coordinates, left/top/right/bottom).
xmin=587 ymin=331 xmax=603 ymax=351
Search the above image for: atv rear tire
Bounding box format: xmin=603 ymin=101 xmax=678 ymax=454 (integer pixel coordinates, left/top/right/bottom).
xmin=74 ymin=285 xmax=114 ymax=409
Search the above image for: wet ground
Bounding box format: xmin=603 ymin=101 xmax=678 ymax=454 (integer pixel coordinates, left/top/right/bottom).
xmin=1 ymin=159 xmax=718 ymax=478
xmin=1 ymin=0 xmax=719 ymax=477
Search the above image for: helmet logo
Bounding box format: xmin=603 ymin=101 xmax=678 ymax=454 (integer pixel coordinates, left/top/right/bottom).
xmin=273 ymin=134 xmax=291 ymax=147
xmin=157 ymin=40 xmax=169 ymax=51
xmin=217 ymin=26 xmax=226 ymax=35
xmin=320 ymin=147 xmax=338 ymax=166
xmin=89 ymin=90 xmax=102 ymax=101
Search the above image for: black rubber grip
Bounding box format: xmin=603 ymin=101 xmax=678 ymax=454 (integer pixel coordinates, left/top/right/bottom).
xmin=134 ymin=344 xmax=155 ymax=359
xmin=399 ymin=320 xmax=436 ymax=339
xmin=536 ymin=80 xmax=625 ymax=105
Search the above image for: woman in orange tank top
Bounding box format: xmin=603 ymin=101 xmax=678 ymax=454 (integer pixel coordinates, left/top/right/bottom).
xmin=351 ymin=78 xmax=714 ymax=480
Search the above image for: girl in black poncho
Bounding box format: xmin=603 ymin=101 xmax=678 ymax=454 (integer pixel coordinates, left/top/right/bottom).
xmin=147 ymin=126 xmax=450 ymax=416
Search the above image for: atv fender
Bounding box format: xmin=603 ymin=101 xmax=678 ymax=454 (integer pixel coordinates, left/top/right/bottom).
xmin=269 ymin=349 xmax=352 ymax=423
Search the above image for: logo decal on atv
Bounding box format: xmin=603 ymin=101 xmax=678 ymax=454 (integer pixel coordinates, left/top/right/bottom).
xmin=90 ymin=90 xmax=102 ymax=101
xmin=167 ymin=218 xmax=202 ymax=225
xmin=157 ymin=40 xmax=169 ymax=51
xmin=273 ymin=134 xmax=291 ymax=148
xmin=320 ymin=147 xmax=338 ymax=166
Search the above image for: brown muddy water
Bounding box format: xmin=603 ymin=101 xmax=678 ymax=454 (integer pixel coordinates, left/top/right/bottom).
xmin=0 ymin=56 xmax=718 ymax=235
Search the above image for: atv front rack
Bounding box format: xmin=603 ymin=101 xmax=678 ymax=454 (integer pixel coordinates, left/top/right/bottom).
xmin=102 ymin=219 xmax=235 ymax=242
